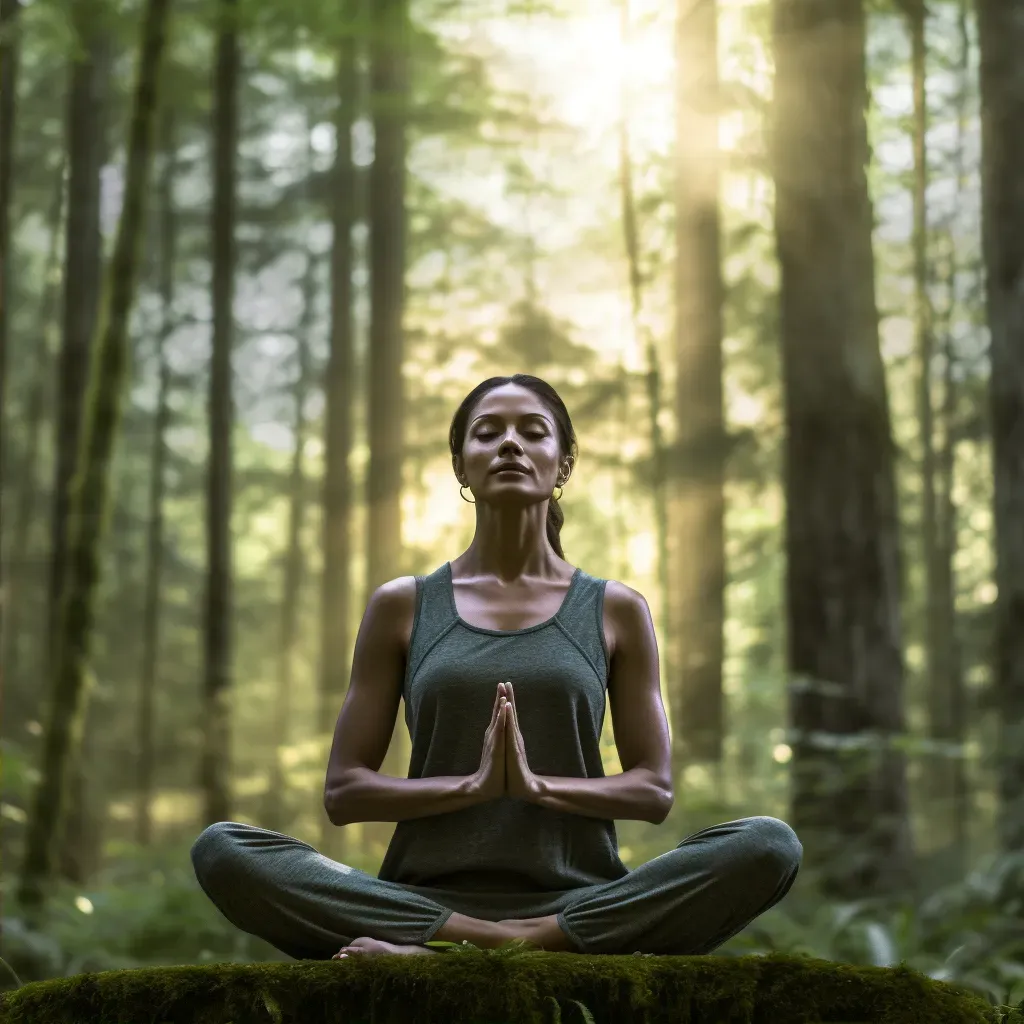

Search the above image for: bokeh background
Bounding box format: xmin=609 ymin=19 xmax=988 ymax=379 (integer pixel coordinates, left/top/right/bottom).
xmin=1 ymin=0 xmax=1023 ymax=1013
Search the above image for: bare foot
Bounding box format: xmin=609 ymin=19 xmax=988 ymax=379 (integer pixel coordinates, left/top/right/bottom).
xmin=332 ymin=936 xmax=436 ymax=959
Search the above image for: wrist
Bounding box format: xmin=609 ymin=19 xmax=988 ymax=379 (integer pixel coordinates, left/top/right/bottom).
xmin=527 ymin=773 xmax=544 ymax=803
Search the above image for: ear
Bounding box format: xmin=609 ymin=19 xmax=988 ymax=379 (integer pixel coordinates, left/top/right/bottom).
xmin=559 ymin=455 xmax=575 ymax=484
xmin=452 ymin=454 xmax=464 ymax=484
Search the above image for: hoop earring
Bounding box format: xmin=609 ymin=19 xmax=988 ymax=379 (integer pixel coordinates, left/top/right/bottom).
xmin=459 ymin=484 xmax=476 ymax=504
xmin=552 ymin=484 xmax=563 ymax=502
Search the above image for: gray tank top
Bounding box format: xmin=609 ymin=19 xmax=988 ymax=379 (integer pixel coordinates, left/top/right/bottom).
xmin=376 ymin=561 xmax=629 ymax=895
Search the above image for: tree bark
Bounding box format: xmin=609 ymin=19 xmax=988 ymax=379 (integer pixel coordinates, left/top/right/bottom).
xmin=976 ymin=0 xmax=1024 ymax=854
xmin=47 ymin=7 xmax=108 ymax=655
xmin=16 ymin=0 xmax=172 ymax=913
xmin=49 ymin=2 xmax=111 ymax=886
xmin=136 ymin=107 xmax=177 ymax=848
xmin=771 ymin=0 xmax=914 ymax=898
xmin=200 ymin=0 xmax=239 ymax=829
xmin=669 ymin=0 xmax=726 ymax=773
xmin=362 ymin=0 xmax=410 ymax=857
xmin=318 ymin=9 xmax=360 ymax=857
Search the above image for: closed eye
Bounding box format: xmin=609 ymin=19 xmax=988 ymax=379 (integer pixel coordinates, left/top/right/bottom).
xmin=478 ymin=431 xmax=546 ymax=440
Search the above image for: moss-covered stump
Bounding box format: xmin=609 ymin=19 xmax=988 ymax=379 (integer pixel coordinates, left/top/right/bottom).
xmin=0 ymin=951 xmax=1008 ymax=1024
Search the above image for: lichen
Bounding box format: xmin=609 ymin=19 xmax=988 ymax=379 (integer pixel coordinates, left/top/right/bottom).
xmin=0 ymin=950 xmax=1003 ymax=1024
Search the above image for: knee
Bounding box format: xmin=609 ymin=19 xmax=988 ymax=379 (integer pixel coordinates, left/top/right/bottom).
xmin=190 ymin=821 xmax=240 ymax=885
xmin=739 ymin=816 xmax=803 ymax=879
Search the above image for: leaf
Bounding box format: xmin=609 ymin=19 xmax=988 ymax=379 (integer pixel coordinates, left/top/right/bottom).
xmin=566 ymin=998 xmax=597 ymax=1023
xmin=259 ymin=989 xmax=283 ymax=1024
xmin=545 ymin=995 xmax=561 ymax=1024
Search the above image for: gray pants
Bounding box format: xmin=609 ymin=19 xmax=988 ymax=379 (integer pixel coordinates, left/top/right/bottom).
xmin=190 ymin=815 xmax=802 ymax=960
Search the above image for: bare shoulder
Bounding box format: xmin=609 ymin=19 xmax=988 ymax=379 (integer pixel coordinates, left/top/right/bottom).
xmin=601 ymin=578 xmax=652 ymax=659
xmin=370 ymin=575 xmax=419 ymax=646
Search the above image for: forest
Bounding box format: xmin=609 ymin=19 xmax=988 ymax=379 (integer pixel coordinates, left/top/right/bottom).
xmin=1 ymin=0 xmax=1023 ymax=1015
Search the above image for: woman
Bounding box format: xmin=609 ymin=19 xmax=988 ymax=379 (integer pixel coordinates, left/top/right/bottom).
xmin=191 ymin=373 xmax=802 ymax=960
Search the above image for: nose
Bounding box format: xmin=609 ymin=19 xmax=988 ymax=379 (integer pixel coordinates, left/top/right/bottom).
xmin=498 ymin=434 xmax=524 ymax=453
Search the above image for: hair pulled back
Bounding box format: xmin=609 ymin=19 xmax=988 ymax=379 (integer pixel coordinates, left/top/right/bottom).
xmin=449 ymin=374 xmax=578 ymax=559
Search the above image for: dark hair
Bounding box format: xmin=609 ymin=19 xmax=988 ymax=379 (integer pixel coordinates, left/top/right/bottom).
xmin=449 ymin=374 xmax=578 ymax=559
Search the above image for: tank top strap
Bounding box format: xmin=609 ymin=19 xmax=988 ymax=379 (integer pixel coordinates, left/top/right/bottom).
xmin=403 ymin=565 xmax=459 ymax=699
xmin=556 ymin=568 xmax=610 ymax=685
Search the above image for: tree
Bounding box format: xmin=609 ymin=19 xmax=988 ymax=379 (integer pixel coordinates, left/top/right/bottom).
xmin=16 ymin=0 xmax=174 ymax=913
xmin=976 ymin=0 xmax=1024 ymax=854
xmin=263 ymin=141 xmax=316 ymax=836
xmin=49 ymin=0 xmax=111 ymax=886
xmin=617 ymin=0 xmax=672 ymax=716
xmin=136 ymin=106 xmax=177 ymax=848
xmin=3 ymin=163 xmax=63 ymax=694
xmin=362 ymin=0 xmax=410 ymax=856
xmin=318 ymin=6 xmax=360 ymax=857
xmin=771 ymin=0 xmax=914 ymax=898
xmin=0 ymin=0 xmax=22 ymax=679
xmin=200 ymin=0 xmax=239 ymax=828
xmin=668 ymin=0 xmax=726 ymax=774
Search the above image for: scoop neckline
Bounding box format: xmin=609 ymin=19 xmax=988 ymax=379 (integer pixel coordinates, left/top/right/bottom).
xmin=445 ymin=561 xmax=582 ymax=636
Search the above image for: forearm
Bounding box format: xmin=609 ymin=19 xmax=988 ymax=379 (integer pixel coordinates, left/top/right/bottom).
xmin=326 ymin=768 xmax=487 ymax=825
xmin=531 ymin=768 xmax=671 ymax=824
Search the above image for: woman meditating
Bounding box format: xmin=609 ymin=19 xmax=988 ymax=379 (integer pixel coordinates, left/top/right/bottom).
xmin=191 ymin=373 xmax=802 ymax=960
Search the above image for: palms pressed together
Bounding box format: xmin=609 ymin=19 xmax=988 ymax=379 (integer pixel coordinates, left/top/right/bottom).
xmin=333 ymin=682 xmax=561 ymax=959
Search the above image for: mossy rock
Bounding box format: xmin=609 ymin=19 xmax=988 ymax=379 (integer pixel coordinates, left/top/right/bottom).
xmin=0 ymin=950 xmax=1009 ymax=1024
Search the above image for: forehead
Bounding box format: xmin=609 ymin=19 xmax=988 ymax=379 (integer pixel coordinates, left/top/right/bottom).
xmin=470 ymin=386 xmax=552 ymax=424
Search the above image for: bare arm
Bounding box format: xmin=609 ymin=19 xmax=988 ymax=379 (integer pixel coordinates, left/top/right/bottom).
xmin=531 ymin=769 xmax=669 ymax=825
xmin=323 ymin=577 xmax=490 ymax=825
xmin=530 ymin=583 xmax=673 ymax=825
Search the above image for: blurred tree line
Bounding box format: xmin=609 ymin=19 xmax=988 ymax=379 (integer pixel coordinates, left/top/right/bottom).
xmin=1 ymin=0 xmax=1023 ymax=1005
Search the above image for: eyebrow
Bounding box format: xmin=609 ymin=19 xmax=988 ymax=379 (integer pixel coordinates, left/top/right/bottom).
xmin=471 ymin=412 xmax=550 ymax=426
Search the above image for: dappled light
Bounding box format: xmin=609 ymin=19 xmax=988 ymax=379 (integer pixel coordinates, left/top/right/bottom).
xmin=1 ymin=0 xmax=1023 ymax=1020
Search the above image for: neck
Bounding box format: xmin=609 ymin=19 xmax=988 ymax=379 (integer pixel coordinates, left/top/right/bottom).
xmin=455 ymin=505 xmax=563 ymax=583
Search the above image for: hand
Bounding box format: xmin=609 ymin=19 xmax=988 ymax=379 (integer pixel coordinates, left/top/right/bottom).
xmin=502 ymin=681 xmax=538 ymax=801
xmin=473 ymin=683 xmax=508 ymax=800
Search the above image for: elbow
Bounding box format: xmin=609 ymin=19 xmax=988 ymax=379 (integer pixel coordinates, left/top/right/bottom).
xmin=650 ymin=785 xmax=674 ymax=825
xmin=324 ymin=785 xmax=351 ymax=827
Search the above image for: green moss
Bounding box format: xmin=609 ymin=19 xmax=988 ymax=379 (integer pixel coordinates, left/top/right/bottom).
xmin=0 ymin=951 xmax=1004 ymax=1024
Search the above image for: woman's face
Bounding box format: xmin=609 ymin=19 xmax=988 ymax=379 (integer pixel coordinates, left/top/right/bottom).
xmin=455 ymin=384 xmax=571 ymax=505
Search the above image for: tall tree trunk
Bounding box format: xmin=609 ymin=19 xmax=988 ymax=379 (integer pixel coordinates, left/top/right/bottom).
xmin=50 ymin=3 xmax=111 ymax=886
xmin=976 ymin=0 xmax=1024 ymax=854
xmin=903 ymin=0 xmax=951 ymax=843
xmin=318 ymin=11 xmax=360 ymax=858
xmin=771 ymin=0 xmax=914 ymax=898
xmin=4 ymin=163 xmax=64 ymax=696
xmin=940 ymin=0 xmax=970 ymax=871
xmin=136 ymin=108 xmax=177 ymax=848
xmin=362 ymin=0 xmax=409 ymax=858
xmin=669 ymin=0 xmax=726 ymax=776
xmin=618 ymin=0 xmax=672 ymax=708
xmin=200 ymin=0 xmax=238 ymax=828
xmin=48 ymin=6 xmax=108 ymax=654
xmin=16 ymin=0 xmax=172 ymax=914
xmin=264 ymin=224 xmax=315 ymax=836
xmin=0 ymin=0 xmax=22 ymax=679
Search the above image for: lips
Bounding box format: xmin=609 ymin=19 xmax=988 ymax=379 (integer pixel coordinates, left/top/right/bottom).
xmin=492 ymin=465 xmax=529 ymax=474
